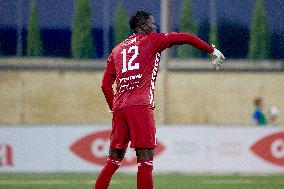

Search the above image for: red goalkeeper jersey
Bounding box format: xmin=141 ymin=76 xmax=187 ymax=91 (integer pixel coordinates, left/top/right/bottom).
xmin=101 ymin=32 xmax=214 ymax=111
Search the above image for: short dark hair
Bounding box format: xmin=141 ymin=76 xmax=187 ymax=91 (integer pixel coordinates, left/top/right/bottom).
xmin=129 ymin=11 xmax=151 ymax=32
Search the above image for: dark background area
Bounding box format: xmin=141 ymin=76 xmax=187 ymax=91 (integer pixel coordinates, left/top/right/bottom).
xmin=0 ymin=0 xmax=283 ymax=59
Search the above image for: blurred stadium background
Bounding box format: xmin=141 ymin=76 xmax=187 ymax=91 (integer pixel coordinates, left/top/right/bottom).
xmin=1 ymin=0 xmax=284 ymax=189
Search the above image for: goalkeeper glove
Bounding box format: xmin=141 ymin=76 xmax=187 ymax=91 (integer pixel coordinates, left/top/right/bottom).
xmin=211 ymin=44 xmax=225 ymax=70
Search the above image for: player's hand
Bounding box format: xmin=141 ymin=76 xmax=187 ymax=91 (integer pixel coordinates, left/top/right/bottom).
xmin=211 ymin=44 xmax=225 ymax=70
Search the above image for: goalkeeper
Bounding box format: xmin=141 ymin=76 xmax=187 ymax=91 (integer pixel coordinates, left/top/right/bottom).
xmin=96 ymin=10 xmax=225 ymax=189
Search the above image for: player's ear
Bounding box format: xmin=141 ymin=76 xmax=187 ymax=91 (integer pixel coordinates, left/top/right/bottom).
xmin=140 ymin=22 xmax=147 ymax=31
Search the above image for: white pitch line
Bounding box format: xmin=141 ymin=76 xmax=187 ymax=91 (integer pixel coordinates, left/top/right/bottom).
xmin=204 ymin=179 xmax=252 ymax=185
xmin=204 ymin=179 xmax=284 ymax=185
xmin=0 ymin=179 xmax=131 ymax=186
xmin=0 ymin=180 xmax=95 ymax=185
xmin=2 ymin=179 xmax=283 ymax=186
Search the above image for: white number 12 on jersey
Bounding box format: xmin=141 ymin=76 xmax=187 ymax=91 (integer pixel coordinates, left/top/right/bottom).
xmin=121 ymin=45 xmax=139 ymax=73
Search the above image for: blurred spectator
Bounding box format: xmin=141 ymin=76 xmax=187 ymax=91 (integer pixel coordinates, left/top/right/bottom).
xmin=252 ymin=97 xmax=279 ymax=126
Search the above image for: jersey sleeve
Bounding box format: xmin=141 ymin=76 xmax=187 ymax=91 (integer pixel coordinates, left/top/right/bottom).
xmin=151 ymin=32 xmax=214 ymax=53
xmin=101 ymin=53 xmax=116 ymax=111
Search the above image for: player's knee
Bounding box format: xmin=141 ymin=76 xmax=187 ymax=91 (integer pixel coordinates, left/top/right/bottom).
xmin=109 ymin=148 xmax=126 ymax=160
xmin=136 ymin=148 xmax=154 ymax=171
xmin=135 ymin=148 xmax=154 ymax=161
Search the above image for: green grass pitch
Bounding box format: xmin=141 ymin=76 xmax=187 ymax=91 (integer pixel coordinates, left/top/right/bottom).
xmin=1 ymin=173 xmax=283 ymax=189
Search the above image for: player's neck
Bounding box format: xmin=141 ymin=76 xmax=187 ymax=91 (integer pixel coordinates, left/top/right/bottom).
xmin=135 ymin=28 xmax=147 ymax=34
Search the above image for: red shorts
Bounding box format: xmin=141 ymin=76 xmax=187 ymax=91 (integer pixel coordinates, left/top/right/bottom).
xmin=110 ymin=106 xmax=156 ymax=149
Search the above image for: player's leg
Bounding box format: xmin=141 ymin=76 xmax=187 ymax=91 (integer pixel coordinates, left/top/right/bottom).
xmin=136 ymin=148 xmax=154 ymax=160
xmin=136 ymin=148 xmax=155 ymax=189
xmin=109 ymin=147 xmax=127 ymax=159
xmin=94 ymin=148 xmax=126 ymax=189
xmin=94 ymin=109 xmax=129 ymax=189
xmin=123 ymin=106 xmax=156 ymax=189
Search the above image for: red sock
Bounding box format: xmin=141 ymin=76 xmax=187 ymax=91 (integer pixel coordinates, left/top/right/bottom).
xmin=94 ymin=157 xmax=121 ymax=189
xmin=137 ymin=159 xmax=154 ymax=189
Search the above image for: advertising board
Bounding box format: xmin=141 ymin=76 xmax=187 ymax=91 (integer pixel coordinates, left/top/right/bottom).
xmin=0 ymin=125 xmax=283 ymax=173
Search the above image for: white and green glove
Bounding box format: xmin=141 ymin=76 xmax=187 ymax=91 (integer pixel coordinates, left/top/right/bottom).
xmin=211 ymin=44 xmax=225 ymax=70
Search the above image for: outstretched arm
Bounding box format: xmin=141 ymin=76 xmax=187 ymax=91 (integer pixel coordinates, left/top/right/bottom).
xmin=153 ymin=32 xmax=214 ymax=53
xmin=152 ymin=32 xmax=225 ymax=70
xmin=168 ymin=32 xmax=215 ymax=53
